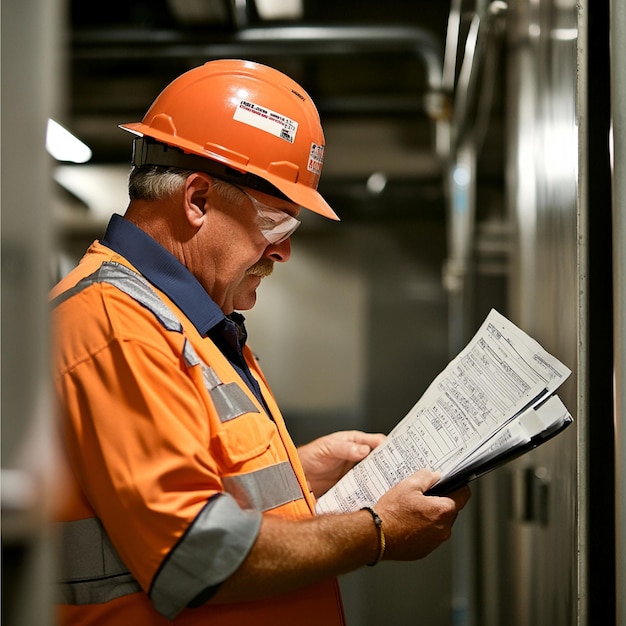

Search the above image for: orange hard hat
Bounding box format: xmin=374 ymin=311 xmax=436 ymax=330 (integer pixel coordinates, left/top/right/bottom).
xmin=119 ymin=59 xmax=338 ymax=220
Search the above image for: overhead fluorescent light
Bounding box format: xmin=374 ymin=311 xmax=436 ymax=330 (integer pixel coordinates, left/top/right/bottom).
xmin=255 ymin=0 xmax=303 ymax=19
xmin=46 ymin=119 xmax=92 ymax=163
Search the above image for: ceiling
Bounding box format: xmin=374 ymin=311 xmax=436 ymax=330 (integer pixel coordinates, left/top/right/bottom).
xmin=67 ymin=1 xmax=450 ymax=168
xmin=59 ymin=0 xmax=505 ymax=225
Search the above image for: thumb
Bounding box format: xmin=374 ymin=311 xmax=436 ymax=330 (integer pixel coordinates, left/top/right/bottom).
xmin=340 ymin=442 xmax=372 ymax=462
xmin=411 ymin=469 xmax=442 ymax=492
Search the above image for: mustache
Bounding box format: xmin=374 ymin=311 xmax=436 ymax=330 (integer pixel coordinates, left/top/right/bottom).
xmin=246 ymin=259 xmax=274 ymax=278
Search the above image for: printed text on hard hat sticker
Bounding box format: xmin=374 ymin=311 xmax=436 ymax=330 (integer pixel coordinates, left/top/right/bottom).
xmin=308 ymin=143 xmax=324 ymax=176
xmin=233 ymin=100 xmax=298 ymax=143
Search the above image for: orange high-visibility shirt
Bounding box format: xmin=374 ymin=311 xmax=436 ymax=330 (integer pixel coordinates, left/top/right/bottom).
xmin=51 ymin=228 xmax=345 ymax=626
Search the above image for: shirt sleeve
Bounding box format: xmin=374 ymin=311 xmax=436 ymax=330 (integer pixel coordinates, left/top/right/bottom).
xmin=55 ymin=285 xmax=262 ymax=616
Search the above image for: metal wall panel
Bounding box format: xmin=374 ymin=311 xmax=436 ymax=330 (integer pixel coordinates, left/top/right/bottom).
xmin=500 ymin=0 xmax=619 ymax=624
xmin=611 ymin=0 xmax=626 ymax=620
xmin=1 ymin=1 xmax=64 ymax=625
xmin=500 ymin=0 xmax=580 ymax=624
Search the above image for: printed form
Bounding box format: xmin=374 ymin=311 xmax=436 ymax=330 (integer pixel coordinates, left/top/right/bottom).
xmin=316 ymin=309 xmax=572 ymax=514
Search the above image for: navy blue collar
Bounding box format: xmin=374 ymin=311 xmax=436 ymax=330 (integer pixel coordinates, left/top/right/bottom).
xmin=100 ymin=213 xmax=269 ymax=413
xmin=101 ymin=213 xmax=224 ymax=337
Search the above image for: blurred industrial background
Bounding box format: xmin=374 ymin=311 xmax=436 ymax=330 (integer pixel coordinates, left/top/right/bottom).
xmin=2 ymin=0 xmax=624 ymax=625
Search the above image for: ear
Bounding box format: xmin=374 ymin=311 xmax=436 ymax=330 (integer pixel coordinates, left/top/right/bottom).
xmin=182 ymin=173 xmax=213 ymax=228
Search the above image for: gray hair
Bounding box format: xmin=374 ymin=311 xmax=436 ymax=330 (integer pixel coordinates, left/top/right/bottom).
xmin=128 ymin=166 xmax=189 ymax=200
xmin=128 ymin=165 xmax=242 ymax=205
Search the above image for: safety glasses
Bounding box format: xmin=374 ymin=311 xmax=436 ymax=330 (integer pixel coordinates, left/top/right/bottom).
xmin=234 ymin=185 xmax=302 ymax=244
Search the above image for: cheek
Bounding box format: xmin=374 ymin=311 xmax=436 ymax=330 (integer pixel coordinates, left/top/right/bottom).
xmin=218 ymin=245 xmax=265 ymax=289
xmin=232 ymin=276 xmax=261 ymax=311
xmin=204 ymin=216 xmax=266 ymax=280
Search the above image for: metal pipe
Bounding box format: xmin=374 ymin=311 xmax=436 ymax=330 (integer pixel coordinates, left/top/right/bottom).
xmin=610 ymin=0 xmax=626 ymax=622
xmin=72 ymin=24 xmax=444 ymax=92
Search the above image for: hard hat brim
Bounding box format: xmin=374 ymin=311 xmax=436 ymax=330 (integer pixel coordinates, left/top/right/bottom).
xmin=120 ymin=122 xmax=339 ymax=221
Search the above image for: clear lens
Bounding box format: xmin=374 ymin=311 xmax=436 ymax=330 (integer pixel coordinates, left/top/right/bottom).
xmin=238 ymin=187 xmax=301 ymax=244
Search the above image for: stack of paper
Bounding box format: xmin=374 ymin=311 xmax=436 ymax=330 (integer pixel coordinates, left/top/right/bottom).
xmin=316 ymin=309 xmax=573 ymax=513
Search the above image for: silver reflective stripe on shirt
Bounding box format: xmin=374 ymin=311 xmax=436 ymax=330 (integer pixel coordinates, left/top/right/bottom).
xmin=51 ymin=262 xmax=183 ymax=333
xmin=57 ymin=517 xmax=142 ymax=605
xmin=55 ymin=262 xmax=262 ymax=424
xmin=150 ymin=494 xmax=262 ymax=619
xmin=53 ymin=262 xmax=282 ymax=614
xmin=202 ymin=363 xmax=261 ymax=422
xmin=183 ymin=339 xmax=260 ymax=422
xmin=223 ymin=461 xmax=304 ymax=511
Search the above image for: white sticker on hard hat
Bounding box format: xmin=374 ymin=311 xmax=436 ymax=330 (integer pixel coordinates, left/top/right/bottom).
xmin=233 ymin=100 xmax=298 ymax=143
xmin=308 ymin=143 xmax=324 ymax=175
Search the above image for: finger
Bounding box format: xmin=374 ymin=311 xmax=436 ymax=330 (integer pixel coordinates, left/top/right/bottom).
xmin=409 ymin=469 xmax=442 ymax=492
xmin=346 ymin=431 xmax=386 ymax=450
xmin=448 ymin=484 xmax=471 ymax=509
xmin=339 ymin=441 xmax=372 ymax=461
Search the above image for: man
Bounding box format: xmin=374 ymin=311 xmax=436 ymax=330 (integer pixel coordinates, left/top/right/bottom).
xmin=51 ymin=59 xmax=470 ymax=626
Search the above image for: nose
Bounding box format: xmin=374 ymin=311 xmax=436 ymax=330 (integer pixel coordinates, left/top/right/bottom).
xmin=266 ymin=237 xmax=292 ymax=262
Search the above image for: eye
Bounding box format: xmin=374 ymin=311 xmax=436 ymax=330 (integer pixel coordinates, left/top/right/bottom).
xmin=256 ymin=208 xmax=287 ymax=229
xmin=256 ymin=213 xmax=277 ymax=229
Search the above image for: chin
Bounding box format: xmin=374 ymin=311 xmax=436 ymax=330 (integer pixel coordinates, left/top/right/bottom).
xmin=233 ymin=292 xmax=258 ymax=312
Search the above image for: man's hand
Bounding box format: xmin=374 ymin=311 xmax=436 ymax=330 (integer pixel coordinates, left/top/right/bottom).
xmin=213 ymin=467 xmax=469 ymax=604
xmin=375 ymin=470 xmax=471 ymax=561
xmin=297 ymin=430 xmax=386 ymax=497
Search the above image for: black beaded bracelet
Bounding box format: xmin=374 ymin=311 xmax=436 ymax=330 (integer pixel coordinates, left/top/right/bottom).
xmin=361 ymin=506 xmax=386 ymax=566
